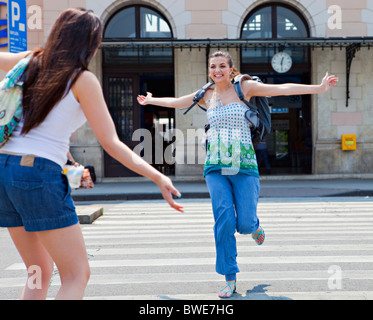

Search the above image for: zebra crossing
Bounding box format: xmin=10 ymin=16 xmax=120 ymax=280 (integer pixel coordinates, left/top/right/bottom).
xmin=1 ymin=198 xmax=373 ymax=300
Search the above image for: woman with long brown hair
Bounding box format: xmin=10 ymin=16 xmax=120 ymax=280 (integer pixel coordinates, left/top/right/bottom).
xmin=138 ymin=50 xmax=337 ymax=298
xmin=0 ymin=8 xmax=183 ymax=300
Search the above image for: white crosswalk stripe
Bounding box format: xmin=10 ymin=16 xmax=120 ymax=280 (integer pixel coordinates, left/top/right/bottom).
xmin=1 ymin=198 xmax=373 ymax=300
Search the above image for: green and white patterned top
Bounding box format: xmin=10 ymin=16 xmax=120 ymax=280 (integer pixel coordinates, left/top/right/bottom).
xmin=204 ymin=98 xmax=259 ymax=177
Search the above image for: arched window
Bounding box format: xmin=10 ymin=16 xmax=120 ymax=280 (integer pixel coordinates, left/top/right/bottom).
xmin=242 ymin=5 xmax=308 ymax=39
xmin=104 ymin=6 xmax=172 ymax=39
xmin=241 ymin=3 xmax=310 ymax=64
xmin=103 ymin=6 xmax=173 ymax=64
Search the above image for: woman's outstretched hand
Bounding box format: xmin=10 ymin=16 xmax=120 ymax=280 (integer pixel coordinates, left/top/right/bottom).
xmin=137 ymin=92 xmax=152 ymax=105
xmin=320 ymin=72 xmax=338 ymax=93
xmin=155 ymin=175 xmax=184 ymax=213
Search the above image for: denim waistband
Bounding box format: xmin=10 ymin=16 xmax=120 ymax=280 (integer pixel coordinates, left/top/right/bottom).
xmin=0 ymin=153 xmax=62 ymax=171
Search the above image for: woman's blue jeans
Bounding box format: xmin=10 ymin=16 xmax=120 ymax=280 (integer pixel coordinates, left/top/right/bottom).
xmin=205 ymin=172 xmax=260 ymax=281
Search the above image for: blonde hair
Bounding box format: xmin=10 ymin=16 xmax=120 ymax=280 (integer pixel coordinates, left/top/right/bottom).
xmin=209 ymin=51 xmax=242 ymax=81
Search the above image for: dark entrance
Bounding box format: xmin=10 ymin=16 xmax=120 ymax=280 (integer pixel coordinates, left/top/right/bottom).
xmin=102 ymin=5 xmax=174 ymax=177
xmin=140 ymin=74 xmax=175 ymax=176
xmin=102 ymin=64 xmax=174 ymax=177
xmin=250 ymin=73 xmax=312 ymax=174
xmin=102 ymin=73 xmax=140 ymax=177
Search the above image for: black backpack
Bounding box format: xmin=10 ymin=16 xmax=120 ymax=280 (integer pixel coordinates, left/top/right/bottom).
xmin=183 ymin=74 xmax=271 ymax=145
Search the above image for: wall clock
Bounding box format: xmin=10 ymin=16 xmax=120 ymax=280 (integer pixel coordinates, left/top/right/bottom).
xmin=271 ymin=52 xmax=292 ymax=73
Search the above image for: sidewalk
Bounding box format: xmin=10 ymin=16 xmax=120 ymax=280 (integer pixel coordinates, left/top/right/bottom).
xmin=72 ymin=176 xmax=373 ymax=202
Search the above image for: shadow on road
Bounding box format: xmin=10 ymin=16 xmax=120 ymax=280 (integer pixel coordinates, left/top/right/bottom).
xmin=231 ymin=284 xmax=292 ymax=300
xmin=158 ymin=284 xmax=292 ymax=300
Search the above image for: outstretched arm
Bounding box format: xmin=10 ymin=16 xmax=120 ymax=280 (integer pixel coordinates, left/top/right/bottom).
xmin=137 ymin=91 xmax=199 ymax=109
xmin=0 ymin=51 xmax=31 ymax=72
xmin=243 ymin=72 xmax=338 ymax=99
xmin=73 ymin=71 xmax=184 ymax=213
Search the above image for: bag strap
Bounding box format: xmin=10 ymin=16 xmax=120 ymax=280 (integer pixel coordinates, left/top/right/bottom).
xmin=183 ymin=81 xmax=214 ymax=115
xmin=183 ymin=73 xmax=260 ymax=115
xmin=4 ymin=55 xmax=32 ymax=89
xmin=233 ymin=74 xmax=258 ymax=110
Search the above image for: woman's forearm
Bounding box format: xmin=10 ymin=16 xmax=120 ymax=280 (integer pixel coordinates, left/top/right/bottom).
xmin=275 ymin=83 xmax=324 ymax=96
xmin=146 ymin=97 xmax=179 ymax=108
xmin=103 ymin=138 xmax=163 ymax=183
xmin=138 ymin=92 xmax=196 ymax=108
xmin=250 ymin=82 xmax=325 ymax=97
xmin=245 ymin=72 xmax=337 ymax=97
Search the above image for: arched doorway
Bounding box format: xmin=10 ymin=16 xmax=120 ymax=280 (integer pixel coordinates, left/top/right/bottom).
xmin=241 ymin=3 xmax=312 ymax=174
xmin=103 ymin=5 xmax=175 ymax=177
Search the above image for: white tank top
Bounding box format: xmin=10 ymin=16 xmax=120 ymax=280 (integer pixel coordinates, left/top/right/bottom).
xmin=1 ymin=88 xmax=87 ymax=168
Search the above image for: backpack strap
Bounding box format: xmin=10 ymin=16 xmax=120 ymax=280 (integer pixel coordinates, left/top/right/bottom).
xmin=233 ymin=74 xmax=254 ymax=108
xmin=183 ymin=81 xmax=214 ymax=115
xmin=3 ymin=55 xmax=31 ymax=90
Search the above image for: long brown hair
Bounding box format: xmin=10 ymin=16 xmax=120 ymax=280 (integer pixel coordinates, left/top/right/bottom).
xmin=21 ymin=8 xmax=103 ymax=134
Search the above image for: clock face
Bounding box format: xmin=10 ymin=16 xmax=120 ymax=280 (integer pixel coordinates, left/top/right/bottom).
xmin=271 ymin=52 xmax=292 ymax=73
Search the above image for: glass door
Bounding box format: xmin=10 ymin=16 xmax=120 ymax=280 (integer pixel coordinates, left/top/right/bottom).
xmin=103 ymin=74 xmax=140 ymax=177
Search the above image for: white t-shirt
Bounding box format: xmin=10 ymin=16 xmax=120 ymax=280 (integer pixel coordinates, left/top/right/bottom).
xmin=1 ymin=89 xmax=87 ymax=168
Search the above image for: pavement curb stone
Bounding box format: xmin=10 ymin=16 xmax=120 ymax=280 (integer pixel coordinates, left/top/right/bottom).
xmin=76 ymin=205 xmax=103 ymax=224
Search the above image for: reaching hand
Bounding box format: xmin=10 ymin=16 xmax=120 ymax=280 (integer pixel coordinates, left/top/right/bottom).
xmin=137 ymin=92 xmax=152 ymax=105
xmin=320 ymin=72 xmax=338 ymax=93
xmin=156 ymin=175 xmax=184 ymax=213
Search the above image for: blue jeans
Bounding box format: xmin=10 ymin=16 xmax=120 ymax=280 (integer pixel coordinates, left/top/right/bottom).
xmin=205 ymin=172 xmax=260 ymax=281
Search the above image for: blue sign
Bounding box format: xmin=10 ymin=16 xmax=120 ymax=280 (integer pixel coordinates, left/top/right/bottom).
xmin=8 ymin=0 xmax=27 ymax=53
xmin=0 ymin=2 xmax=7 ymax=48
xmin=271 ymin=107 xmax=289 ymax=114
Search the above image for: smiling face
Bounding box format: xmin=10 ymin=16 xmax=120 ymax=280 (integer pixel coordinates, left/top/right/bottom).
xmin=208 ymin=56 xmax=233 ymax=84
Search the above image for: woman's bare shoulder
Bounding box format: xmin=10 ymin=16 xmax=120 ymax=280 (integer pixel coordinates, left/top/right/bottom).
xmin=72 ymin=71 xmax=101 ymax=102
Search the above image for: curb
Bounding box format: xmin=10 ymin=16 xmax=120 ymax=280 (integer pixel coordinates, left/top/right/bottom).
xmin=76 ymin=205 xmax=103 ymax=224
xmin=72 ymin=192 xmax=210 ymax=202
xmin=72 ymin=190 xmax=373 ymax=202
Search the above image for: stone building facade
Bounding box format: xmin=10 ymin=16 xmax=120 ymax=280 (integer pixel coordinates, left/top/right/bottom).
xmin=1 ymin=0 xmax=372 ymax=180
